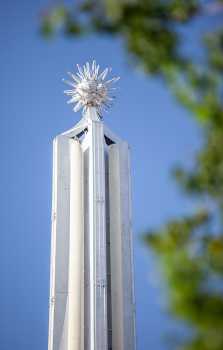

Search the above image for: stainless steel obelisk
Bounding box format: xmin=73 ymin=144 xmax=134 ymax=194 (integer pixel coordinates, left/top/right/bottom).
xmin=48 ymin=61 xmax=136 ymax=350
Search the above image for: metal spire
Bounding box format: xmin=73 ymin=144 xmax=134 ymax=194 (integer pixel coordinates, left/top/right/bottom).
xmin=63 ymin=60 xmax=120 ymax=119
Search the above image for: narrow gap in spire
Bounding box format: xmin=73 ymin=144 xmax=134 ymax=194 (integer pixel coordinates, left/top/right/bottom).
xmin=104 ymin=135 xmax=115 ymax=146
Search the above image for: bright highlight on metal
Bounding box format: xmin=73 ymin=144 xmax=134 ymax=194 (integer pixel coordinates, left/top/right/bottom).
xmin=63 ymin=60 xmax=120 ymax=117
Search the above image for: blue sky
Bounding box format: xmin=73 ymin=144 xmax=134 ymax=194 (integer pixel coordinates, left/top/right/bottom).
xmin=0 ymin=1 xmax=209 ymax=349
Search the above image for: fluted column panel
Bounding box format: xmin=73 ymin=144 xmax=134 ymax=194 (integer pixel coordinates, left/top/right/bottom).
xmin=109 ymin=142 xmax=136 ymax=350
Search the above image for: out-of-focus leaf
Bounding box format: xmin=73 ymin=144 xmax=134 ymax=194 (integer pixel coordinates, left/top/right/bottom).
xmin=40 ymin=6 xmax=68 ymax=37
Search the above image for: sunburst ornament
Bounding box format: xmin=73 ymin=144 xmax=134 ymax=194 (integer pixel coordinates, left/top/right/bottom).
xmin=63 ymin=60 xmax=120 ymax=118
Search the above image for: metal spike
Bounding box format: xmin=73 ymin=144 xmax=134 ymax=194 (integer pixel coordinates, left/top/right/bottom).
xmin=67 ymin=72 xmax=80 ymax=83
xmin=62 ymin=79 xmax=76 ymax=88
xmin=98 ymin=68 xmax=108 ymax=81
xmin=105 ymin=77 xmax=120 ymax=85
xmin=73 ymin=101 xmax=82 ymax=112
xmin=77 ymin=64 xmax=85 ymax=78
xmin=67 ymin=95 xmax=80 ymax=104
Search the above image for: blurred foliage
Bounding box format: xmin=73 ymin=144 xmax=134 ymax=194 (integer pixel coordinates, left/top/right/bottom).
xmin=41 ymin=0 xmax=199 ymax=72
xmin=41 ymin=0 xmax=223 ymax=348
xmin=145 ymin=210 xmax=223 ymax=349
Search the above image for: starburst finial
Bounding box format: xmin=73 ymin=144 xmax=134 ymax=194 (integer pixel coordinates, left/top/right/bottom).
xmin=63 ymin=60 xmax=120 ymax=119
